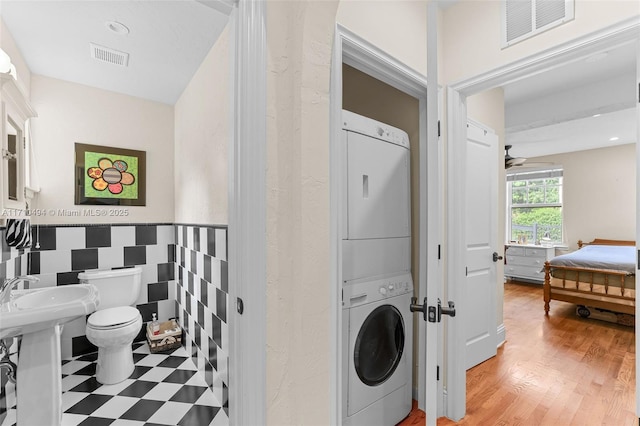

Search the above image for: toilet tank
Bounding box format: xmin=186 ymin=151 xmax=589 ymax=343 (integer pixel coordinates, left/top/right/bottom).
xmin=78 ymin=267 xmax=142 ymax=310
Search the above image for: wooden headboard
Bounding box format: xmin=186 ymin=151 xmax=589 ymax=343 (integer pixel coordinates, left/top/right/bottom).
xmin=578 ymin=238 xmax=636 ymax=249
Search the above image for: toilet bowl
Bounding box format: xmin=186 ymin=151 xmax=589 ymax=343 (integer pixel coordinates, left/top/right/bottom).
xmin=78 ymin=267 xmax=143 ymax=385
xmin=86 ymin=306 xmax=142 ymax=384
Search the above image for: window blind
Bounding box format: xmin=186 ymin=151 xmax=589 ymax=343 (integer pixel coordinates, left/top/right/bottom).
xmin=506 ymin=168 xmax=563 ymax=182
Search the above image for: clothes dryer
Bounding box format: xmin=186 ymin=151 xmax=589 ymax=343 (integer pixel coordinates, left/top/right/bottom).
xmin=341 ymin=110 xmax=412 ymax=281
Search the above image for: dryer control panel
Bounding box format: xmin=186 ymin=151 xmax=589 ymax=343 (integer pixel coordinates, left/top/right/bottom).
xmin=378 ymin=279 xmax=411 ymax=297
xmin=343 ymin=273 xmax=413 ymax=309
xmin=342 ymin=110 xmax=410 ymax=149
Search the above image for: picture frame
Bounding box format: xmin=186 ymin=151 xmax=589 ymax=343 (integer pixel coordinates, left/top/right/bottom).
xmin=75 ymin=143 xmax=146 ymax=206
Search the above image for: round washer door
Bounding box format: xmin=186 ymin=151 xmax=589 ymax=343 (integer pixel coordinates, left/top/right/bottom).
xmin=354 ymin=304 xmax=405 ymax=386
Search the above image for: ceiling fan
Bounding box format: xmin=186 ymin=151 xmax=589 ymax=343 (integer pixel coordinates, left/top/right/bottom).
xmin=504 ymin=145 xmax=527 ymax=169
xmin=505 ymin=145 xmax=556 ymax=170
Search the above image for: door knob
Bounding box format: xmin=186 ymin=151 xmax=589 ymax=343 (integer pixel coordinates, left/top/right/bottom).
xmin=411 ymin=297 xmax=437 ymax=322
xmin=410 ymin=297 xmax=428 ymax=322
xmin=492 ymin=252 xmax=503 ymax=262
xmin=412 ymin=298 xmax=455 ymax=323
xmin=438 ymin=300 xmax=456 ymax=321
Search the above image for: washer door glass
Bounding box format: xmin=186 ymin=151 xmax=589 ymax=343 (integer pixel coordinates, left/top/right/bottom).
xmin=354 ymin=304 xmax=405 ymax=386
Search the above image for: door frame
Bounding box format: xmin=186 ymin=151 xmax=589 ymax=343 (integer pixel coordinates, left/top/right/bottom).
xmin=446 ymin=17 xmax=640 ymax=421
xmin=329 ymin=24 xmax=442 ymax=425
xmin=635 ymin=30 xmax=640 ymax=420
xmin=228 ymin=0 xmax=267 ymax=425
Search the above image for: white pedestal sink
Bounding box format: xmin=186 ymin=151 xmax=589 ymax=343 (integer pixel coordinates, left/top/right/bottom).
xmin=0 ymin=284 xmax=99 ymax=426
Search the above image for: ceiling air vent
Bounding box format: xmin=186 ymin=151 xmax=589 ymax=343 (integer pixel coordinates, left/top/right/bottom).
xmin=502 ymin=0 xmax=574 ymax=48
xmin=90 ymin=43 xmax=129 ymax=67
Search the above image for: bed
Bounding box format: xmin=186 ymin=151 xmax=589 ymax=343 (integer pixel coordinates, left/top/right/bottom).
xmin=543 ymin=239 xmax=636 ymax=316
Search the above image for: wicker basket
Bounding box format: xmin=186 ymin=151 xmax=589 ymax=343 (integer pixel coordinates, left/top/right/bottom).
xmin=576 ymin=305 xmax=634 ymax=327
xmin=146 ymin=319 xmax=182 ymax=353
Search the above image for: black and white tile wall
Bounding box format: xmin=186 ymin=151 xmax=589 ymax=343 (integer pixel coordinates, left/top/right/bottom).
xmin=27 ymin=224 xmax=177 ymax=359
xmin=1 ymin=223 xmax=230 ymax=424
xmin=174 ymin=224 xmax=229 ymax=417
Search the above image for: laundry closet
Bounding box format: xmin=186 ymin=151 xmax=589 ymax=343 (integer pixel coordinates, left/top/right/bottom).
xmin=341 ymin=64 xmax=421 ymax=425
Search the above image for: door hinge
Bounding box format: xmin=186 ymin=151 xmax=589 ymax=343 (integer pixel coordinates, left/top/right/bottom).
xmin=437 ymin=120 xmax=441 ymax=137
xmin=437 ymin=365 xmax=440 ymax=381
xmin=438 ymin=244 xmax=441 ymax=260
xmin=466 ymin=266 xmax=468 ymax=276
xmin=638 ymin=83 xmax=640 ymax=103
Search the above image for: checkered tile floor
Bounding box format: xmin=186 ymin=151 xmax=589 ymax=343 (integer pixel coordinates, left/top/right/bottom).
xmin=1 ymin=343 xmax=227 ymax=426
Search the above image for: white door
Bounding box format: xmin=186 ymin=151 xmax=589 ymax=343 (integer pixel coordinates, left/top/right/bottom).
xmin=464 ymin=121 xmax=498 ymax=369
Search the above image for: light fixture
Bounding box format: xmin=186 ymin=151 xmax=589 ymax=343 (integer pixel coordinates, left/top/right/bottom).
xmin=592 ymin=114 xmax=601 ymax=118
xmin=0 ymin=48 xmax=12 ymax=73
xmin=609 ymin=137 xmax=619 ymax=141
xmin=105 ymin=20 xmax=130 ymax=35
xmin=0 ymin=48 xmax=17 ymax=79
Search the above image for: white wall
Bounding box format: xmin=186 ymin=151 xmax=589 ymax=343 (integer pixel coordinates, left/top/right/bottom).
xmin=527 ymin=144 xmax=636 ymax=250
xmin=441 ymin=0 xmax=640 ymax=84
xmin=266 ymin=2 xmax=337 ymax=423
xmin=174 ymin=23 xmax=230 ymax=225
xmin=337 ymin=0 xmax=427 ymax=75
xmin=29 ymin=75 xmax=174 ymax=224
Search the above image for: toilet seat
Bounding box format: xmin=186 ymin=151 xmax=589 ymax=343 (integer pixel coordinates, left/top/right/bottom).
xmin=88 ymin=306 xmax=140 ymax=330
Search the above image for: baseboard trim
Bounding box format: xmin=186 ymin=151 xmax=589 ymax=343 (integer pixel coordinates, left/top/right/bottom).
xmin=497 ymin=323 xmax=506 ymax=348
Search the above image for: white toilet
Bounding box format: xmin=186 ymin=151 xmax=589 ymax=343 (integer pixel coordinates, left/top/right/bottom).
xmin=78 ymin=267 xmax=143 ymax=385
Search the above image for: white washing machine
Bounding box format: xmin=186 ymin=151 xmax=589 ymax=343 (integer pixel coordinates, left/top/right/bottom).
xmin=341 ymin=110 xmax=411 ymax=282
xmin=342 ymin=273 xmax=413 ymax=426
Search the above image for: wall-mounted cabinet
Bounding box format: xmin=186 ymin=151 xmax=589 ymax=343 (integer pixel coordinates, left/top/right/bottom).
xmin=1 ymin=72 xmax=36 ymax=213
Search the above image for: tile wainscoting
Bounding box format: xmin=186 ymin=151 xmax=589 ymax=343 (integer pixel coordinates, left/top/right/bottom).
xmin=174 ymin=224 xmax=229 ymax=415
xmin=28 ymin=223 xmax=177 ymax=358
xmin=0 ymin=223 xmax=230 ymax=422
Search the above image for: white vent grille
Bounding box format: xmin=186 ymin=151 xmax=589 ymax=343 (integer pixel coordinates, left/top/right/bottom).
xmin=506 ymin=0 xmax=532 ymax=42
xmin=536 ymin=0 xmax=566 ymax=29
xmin=503 ymin=0 xmax=574 ymax=47
xmin=90 ymin=43 xmax=129 ymax=67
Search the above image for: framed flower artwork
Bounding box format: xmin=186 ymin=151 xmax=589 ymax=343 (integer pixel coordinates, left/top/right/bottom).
xmin=75 ymin=143 xmax=146 ymax=206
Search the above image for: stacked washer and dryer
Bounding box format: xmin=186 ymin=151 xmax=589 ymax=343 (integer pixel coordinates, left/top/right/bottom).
xmin=341 ymin=110 xmax=413 ymax=426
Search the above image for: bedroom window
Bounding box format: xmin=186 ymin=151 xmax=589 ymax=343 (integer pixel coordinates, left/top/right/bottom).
xmin=507 ymin=168 xmax=563 ymax=244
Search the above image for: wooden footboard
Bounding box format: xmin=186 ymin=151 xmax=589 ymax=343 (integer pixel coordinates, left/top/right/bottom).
xmin=544 ymin=261 xmax=551 ymax=314
xmin=543 ymin=261 xmax=635 ymax=316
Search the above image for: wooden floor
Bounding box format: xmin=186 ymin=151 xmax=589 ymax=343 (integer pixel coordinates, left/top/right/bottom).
xmin=398 ymin=281 xmax=636 ymax=425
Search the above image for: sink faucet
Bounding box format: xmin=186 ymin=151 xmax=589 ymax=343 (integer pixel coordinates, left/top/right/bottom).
xmin=0 ymin=275 xmax=39 ymax=305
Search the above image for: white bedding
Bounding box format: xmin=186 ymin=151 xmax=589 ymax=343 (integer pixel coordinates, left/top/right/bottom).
xmin=549 ymin=245 xmax=636 ymax=275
